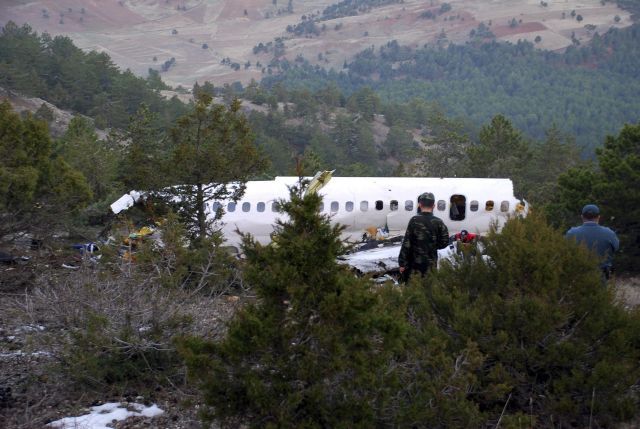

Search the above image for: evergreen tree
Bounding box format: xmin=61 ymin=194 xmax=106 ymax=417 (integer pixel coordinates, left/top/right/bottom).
xmin=521 ymin=125 xmax=580 ymax=204
xmin=0 ymin=102 xmax=91 ymax=242
xmin=467 ymin=115 xmax=531 ymax=193
xmin=57 ymin=116 xmax=120 ymax=201
xmin=119 ymin=104 xmax=166 ymax=191
xmin=384 ymin=123 xmax=415 ymax=161
xmin=414 ymin=106 xmax=471 ymax=177
xmin=550 ymin=123 xmax=640 ymax=271
xmin=159 ymin=94 xmax=267 ymax=243
xmin=179 ymin=183 xmax=481 ymax=427
xmin=594 ymin=123 xmax=640 ymax=271
xmin=346 ymin=86 xmax=380 ymax=121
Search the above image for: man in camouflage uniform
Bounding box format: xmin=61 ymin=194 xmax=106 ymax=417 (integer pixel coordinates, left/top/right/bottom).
xmin=398 ymin=192 xmax=450 ymax=282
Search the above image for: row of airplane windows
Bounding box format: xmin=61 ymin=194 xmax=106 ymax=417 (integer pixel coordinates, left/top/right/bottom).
xmin=210 ymin=195 xmax=511 ymax=221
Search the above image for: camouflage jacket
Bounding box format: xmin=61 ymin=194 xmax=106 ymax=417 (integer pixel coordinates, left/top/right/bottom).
xmin=398 ymin=212 xmax=450 ymax=270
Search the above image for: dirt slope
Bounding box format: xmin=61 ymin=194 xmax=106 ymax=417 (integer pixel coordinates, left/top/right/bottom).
xmin=0 ymin=0 xmax=632 ymax=87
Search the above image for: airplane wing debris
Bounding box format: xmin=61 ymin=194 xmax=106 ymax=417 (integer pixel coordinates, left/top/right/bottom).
xmin=338 ymin=243 xmax=463 ymax=275
xmin=338 ymin=244 xmax=400 ymax=275
xmin=306 ymin=170 xmax=334 ymax=195
xmin=110 ymin=191 xmax=142 ymax=215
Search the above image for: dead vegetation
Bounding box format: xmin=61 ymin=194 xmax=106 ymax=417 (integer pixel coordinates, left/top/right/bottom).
xmin=0 ymin=241 xmax=249 ymax=428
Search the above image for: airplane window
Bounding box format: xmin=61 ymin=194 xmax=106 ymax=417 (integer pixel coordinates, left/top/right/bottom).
xmin=500 ymin=201 xmax=510 ymax=212
xmin=360 ymin=201 xmax=369 ymax=212
xmin=449 ymin=194 xmax=466 ymax=221
xmin=485 ymin=200 xmax=494 ymax=211
xmin=242 ymin=202 xmax=250 ymax=212
xmin=211 ymin=202 xmax=222 ymax=213
xmin=228 ymin=202 xmax=236 ymax=212
xmin=404 ymin=200 xmax=414 ymax=211
xmin=331 ymin=201 xmax=339 ymax=212
xmin=346 ymin=201 xmax=354 ymax=212
xmin=257 ymin=202 xmax=265 ymax=212
xmin=375 ymin=200 xmax=383 ymax=211
xmin=271 ymin=202 xmax=280 ymax=212
xmin=437 ymin=200 xmax=446 ymax=211
xmin=390 ymin=200 xmax=398 ymax=211
xmin=319 ymin=202 xmax=324 ymax=212
xmin=470 ymin=200 xmax=479 ymax=212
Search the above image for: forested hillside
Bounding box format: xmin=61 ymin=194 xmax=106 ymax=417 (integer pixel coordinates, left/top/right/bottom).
xmin=0 ymin=22 xmax=187 ymax=129
xmin=263 ymin=24 xmax=640 ymax=153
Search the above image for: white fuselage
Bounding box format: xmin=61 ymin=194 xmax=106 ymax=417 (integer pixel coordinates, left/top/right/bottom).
xmin=213 ymin=177 xmax=527 ymax=248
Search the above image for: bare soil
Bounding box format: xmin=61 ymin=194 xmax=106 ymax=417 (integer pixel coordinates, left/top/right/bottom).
xmin=0 ymin=86 xmax=108 ymax=139
xmin=0 ymin=0 xmax=632 ymax=87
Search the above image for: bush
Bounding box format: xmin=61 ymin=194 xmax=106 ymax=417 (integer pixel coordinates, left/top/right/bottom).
xmin=11 ymin=215 xmax=240 ymax=395
xmin=423 ymin=212 xmax=640 ymax=426
xmin=182 ymin=185 xmax=411 ymax=426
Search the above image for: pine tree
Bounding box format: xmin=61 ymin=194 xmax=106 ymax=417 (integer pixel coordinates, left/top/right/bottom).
xmin=415 ymin=105 xmax=471 ymax=177
xmin=57 ymin=116 xmax=120 ymax=201
xmin=160 ymin=94 xmax=267 ymax=243
xmin=551 ymin=123 xmax=640 ymax=271
xmin=521 ymin=125 xmax=580 ymax=204
xmin=467 ymin=115 xmax=532 ymax=195
xmin=0 ymin=101 xmax=91 ymax=242
xmin=179 ymin=184 xmax=418 ymax=427
xmin=119 ymin=104 xmax=165 ymax=191
xmin=594 ymin=122 xmax=640 ymax=271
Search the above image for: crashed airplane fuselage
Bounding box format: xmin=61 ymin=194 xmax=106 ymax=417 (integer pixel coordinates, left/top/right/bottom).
xmin=111 ymin=176 xmax=527 ymax=273
xmin=199 ymin=176 xmax=525 ymax=248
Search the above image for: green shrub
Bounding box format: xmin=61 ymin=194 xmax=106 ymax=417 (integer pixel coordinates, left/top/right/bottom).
xmin=424 ymin=212 xmax=640 ymax=426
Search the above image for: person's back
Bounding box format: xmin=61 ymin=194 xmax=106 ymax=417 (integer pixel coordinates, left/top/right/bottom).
xmin=399 ymin=192 xmax=449 ymax=280
xmin=566 ymin=204 xmax=619 ymax=274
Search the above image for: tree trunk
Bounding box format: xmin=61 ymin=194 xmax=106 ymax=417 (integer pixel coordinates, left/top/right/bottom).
xmin=196 ymin=183 xmax=206 ymax=242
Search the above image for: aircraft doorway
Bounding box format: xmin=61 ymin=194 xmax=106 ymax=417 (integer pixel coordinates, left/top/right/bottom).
xmin=449 ymin=194 xmax=466 ymax=221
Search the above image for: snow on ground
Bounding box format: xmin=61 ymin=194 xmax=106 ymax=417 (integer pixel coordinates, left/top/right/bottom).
xmin=47 ymin=402 xmax=164 ymax=429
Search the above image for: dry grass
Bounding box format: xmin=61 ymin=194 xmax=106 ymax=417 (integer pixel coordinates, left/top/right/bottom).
xmin=0 ymin=256 xmax=249 ymax=428
xmin=615 ymin=276 xmax=640 ymax=309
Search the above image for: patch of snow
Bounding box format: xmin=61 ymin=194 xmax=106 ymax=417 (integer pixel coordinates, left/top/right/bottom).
xmin=132 ymin=403 xmax=164 ymax=417
xmin=16 ymin=324 xmax=46 ymax=333
xmin=0 ymin=350 xmax=52 ymax=360
xmin=47 ymin=402 xmax=164 ymax=429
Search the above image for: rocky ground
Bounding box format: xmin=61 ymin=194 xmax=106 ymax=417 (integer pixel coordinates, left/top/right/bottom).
xmin=0 ymin=86 xmax=108 ymax=140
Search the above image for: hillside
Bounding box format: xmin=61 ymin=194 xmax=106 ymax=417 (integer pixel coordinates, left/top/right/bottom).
xmin=0 ymin=86 xmax=109 ymax=139
xmin=0 ymin=0 xmax=632 ymax=87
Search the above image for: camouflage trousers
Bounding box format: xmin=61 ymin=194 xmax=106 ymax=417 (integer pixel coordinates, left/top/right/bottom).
xmin=400 ymin=263 xmax=431 ymax=283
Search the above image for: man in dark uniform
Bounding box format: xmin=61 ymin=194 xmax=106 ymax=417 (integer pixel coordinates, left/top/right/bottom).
xmin=398 ymin=192 xmax=450 ymax=281
xmin=565 ymin=204 xmax=619 ymax=282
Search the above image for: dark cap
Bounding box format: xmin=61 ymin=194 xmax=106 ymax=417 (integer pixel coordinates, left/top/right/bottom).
xmin=581 ymin=204 xmax=600 ymax=216
xmin=418 ymin=192 xmax=435 ymax=205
